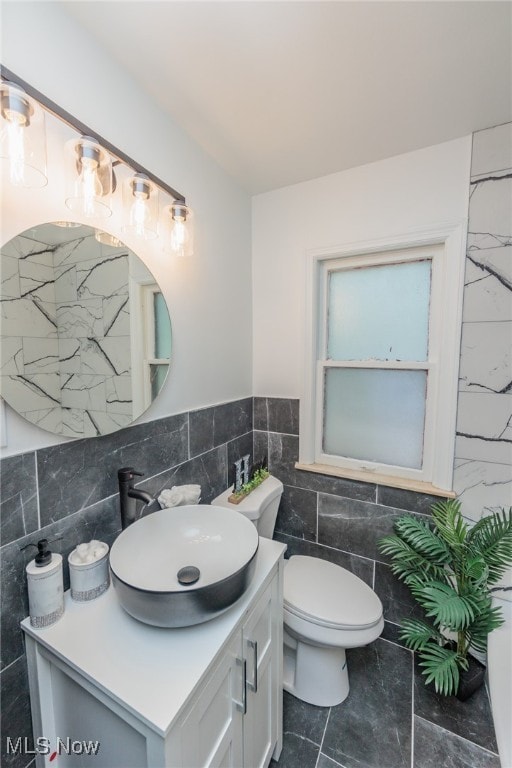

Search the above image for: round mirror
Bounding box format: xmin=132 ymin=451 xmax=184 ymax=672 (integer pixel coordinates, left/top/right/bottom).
xmin=1 ymin=222 xmax=172 ymax=437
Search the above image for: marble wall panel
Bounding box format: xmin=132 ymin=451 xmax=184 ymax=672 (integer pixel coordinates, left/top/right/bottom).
xmin=76 ymin=252 xmax=128 ymax=300
xmin=60 ymin=373 xmax=106 ymax=411
xmin=102 ymin=295 xmax=130 ymax=336
xmin=453 ymin=458 xmax=512 ymax=519
xmin=56 ymin=298 xmax=104 ymax=338
xmin=1 ymin=253 xmax=20 ymax=298
xmin=54 ymin=263 xmax=77 ymax=304
xmin=80 ymin=337 xmax=131 ymax=376
xmin=22 ymin=338 xmax=60 ymax=374
xmin=105 ymin=375 xmax=133 ymax=415
xmin=0 ymin=338 xmax=24 ymax=374
xmin=1 ymin=298 xmax=57 ymax=338
xmin=58 ymin=339 xmax=81 ymax=373
xmin=463 ymin=244 xmax=512 ymax=322
xmin=19 ymin=254 xmax=55 ymax=304
xmin=3 ymin=373 xmax=60 ymax=412
xmin=454 ymin=121 xmax=512 ymax=594
xmin=456 ymin=391 xmax=512 ymax=464
xmin=468 ymin=172 xmax=512 ymax=237
xmin=83 ymin=409 xmax=132 ymax=438
xmin=458 ymin=321 xmax=511 ymax=394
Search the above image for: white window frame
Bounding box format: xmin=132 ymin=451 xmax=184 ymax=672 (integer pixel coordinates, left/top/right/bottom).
xmin=130 ymin=281 xmax=170 ymax=413
xmin=299 ymin=223 xmax=467 ymax=494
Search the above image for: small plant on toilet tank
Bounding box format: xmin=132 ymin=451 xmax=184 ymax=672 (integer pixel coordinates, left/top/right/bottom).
xmin=379 ymin=499 xmax=512 ymax=698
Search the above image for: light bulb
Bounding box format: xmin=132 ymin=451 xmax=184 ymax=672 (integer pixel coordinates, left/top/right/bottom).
xmin=78 ymin=148 xmax=102 ymax=217
xmin=1 ymin=82 xmax=46 ymax=188
xmin=130 ymin=182 xmax=150 ymax=237
xmin=65 ymin=136 xmax=112 ymax=218
xmin=169 ymin=202 xmax=192 ymax=257
xmin=122 ymin=174 xmax=158 ymax=240
xmin=5 ymin=112 xmax=27 ymax=185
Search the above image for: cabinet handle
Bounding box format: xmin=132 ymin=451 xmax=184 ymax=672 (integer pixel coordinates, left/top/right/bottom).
xmin=234 ymin=657 xmax=247 ymax=714
xmin=247 ymin=639 xmax=258 ymax=693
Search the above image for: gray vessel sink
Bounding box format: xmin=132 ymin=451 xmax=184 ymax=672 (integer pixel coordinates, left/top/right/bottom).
xmin=109 ymin=504 xmax=259 ymax=627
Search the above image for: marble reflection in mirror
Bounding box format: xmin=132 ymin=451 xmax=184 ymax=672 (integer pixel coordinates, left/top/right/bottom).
xmin=1 ymin=222 xmax=171 ymax=438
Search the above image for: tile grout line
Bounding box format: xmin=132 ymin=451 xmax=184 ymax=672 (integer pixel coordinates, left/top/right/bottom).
xmin=414 ymin=715 xmax=501 ymax=758
xmin=34 ymin=450 xmax=41 ymax=530
xmin=315 ymin=705 xmax=332 ymax=768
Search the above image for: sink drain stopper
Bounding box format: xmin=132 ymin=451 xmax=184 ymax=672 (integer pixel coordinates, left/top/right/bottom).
xmin=177 ymin=566 xmax=200 ymax=585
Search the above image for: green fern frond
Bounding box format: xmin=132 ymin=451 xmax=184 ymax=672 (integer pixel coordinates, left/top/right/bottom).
xmin=467 ymin=508 xmax=512 ymax=585
xmin=409 ymin=582 xmax=480 ymax=630
xmin=418 ymin=644 xmax=461 ymax=696
xmin=467 ymin=602 xmax=505 ymax=652
xmin=378 ymin=535 xmax=449 ymax=583
xmin=399 ymin=619 xmax=443 ymax=651
xmin=463 ymin=556 xmax=489 ymax=589
xmin=431 ymin=499 xmax=468 ymax=548
xmin=393 ymin=515 xmax=451 ymax=563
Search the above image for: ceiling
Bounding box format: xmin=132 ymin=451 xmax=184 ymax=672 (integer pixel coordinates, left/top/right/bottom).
xmin=63 ymin=1 xmax=511 ymax=195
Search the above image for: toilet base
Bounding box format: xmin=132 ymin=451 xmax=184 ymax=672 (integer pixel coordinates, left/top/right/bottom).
xmin=283 ymin=633 xmax=349 ymax=707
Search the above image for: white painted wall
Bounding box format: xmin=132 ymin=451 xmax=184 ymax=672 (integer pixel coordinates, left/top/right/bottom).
xmin=252 ymin=137 xmax=472 ymax=396
xmin=1 ymin=2 xmax=252 ymax=457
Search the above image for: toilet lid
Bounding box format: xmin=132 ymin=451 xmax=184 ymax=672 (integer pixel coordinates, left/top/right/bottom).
xmin=284 ymin=556 xmax=383 ymax=630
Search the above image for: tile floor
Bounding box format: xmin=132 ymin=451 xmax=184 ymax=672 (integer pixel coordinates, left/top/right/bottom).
xmin=271 ymin=626 xmax=500 ymax=768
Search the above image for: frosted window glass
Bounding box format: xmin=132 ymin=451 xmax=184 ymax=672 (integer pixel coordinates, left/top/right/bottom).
xmin=323 ymin=368 xmax=427 ymax=469
xmin=327 ymin=260 xmax=431 ymax=361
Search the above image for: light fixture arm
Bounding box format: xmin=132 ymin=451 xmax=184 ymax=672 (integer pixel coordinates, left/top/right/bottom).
xmin=0 ymin=64 xmax=186 ymax=206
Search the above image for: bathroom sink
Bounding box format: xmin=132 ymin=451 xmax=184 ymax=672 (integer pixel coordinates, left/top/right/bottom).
xmin=109 ymin=505 xmax=259 ymax=627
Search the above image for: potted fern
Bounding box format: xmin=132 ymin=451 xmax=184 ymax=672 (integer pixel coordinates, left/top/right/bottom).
xmin=378 ymin=499 xmax=512 ymax=699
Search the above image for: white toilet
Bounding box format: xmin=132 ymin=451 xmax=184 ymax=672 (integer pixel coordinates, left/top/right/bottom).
xmin=211 ymin=475 xmax=384 ymax=707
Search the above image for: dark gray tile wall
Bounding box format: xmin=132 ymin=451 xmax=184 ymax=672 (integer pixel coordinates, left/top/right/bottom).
xmin=0 ymin=397 xmax=252 ymax=768
xmin=260 ymin=397 xmax=498 ymax=768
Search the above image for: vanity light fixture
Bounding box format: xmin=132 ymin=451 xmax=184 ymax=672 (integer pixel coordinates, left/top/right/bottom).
xmin=122 ymin=172 xmax=158 ymax=240
xmin=0 ymin=80 xmax=47 ymax=188
xmin=65 ymin=135 xmax=113 ymax=219
xmin=165 ymin=200 xmax=194 ymax=258
xmin=1 ymin=66 xmax=193 ymax=253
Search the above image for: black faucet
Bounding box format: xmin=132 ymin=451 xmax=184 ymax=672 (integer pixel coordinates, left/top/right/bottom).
xmin=118 ymin=467 xmax=154 ymax=529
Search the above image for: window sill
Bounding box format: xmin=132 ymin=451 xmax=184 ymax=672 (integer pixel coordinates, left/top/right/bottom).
xmin=294 ymin=461 xmax=455 ymax=498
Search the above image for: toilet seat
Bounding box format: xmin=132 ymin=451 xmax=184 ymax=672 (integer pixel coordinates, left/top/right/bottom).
xmin=284 ymin=555 xmax=383 ymax=631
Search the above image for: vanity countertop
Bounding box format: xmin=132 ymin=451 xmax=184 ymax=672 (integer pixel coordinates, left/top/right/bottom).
xmin=21 ymin=537 xmax=286 ymax=738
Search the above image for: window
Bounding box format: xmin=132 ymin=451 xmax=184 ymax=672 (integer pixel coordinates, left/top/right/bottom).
xmin=300 ymin=227 xmax=466 ymax=493
xmin=141 ymin=285 xmax=172 ymax=404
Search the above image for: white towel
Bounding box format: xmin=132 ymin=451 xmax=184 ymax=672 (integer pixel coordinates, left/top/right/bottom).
xmin=158 ymin=484 xmax=201 ymax=508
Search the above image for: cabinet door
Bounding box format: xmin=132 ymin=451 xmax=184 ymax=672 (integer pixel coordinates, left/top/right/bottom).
xmin=243 ymin=581 xmax=278 ymax=768
xmin=180 ymin=631 xmax=244 ymax=768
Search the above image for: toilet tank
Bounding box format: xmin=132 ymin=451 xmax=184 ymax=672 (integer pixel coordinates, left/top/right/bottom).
xmin=211 ymin=476 xmax=284 ymax=539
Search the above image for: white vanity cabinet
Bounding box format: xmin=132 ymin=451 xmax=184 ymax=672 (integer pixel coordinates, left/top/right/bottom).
xmin=22 ymin=538 xmax=285 ymax=768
